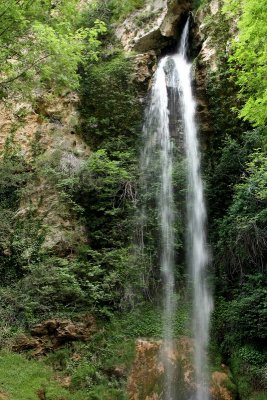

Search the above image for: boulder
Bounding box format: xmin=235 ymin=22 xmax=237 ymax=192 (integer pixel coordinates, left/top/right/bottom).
xmin=13 ymin=316 xmax=97 ymax=355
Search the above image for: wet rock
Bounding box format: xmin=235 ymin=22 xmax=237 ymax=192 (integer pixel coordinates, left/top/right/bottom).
xmin=31 ymin=316 xmax=97 ymax=342
xmin=133 ymin=51 xmax=157 ymax=85
xmin=210 ymin=370 xmax=236 ymax=400
xmin=31 ymin=319 xmax=58 ymax=336
xmin=132 ymin=51 xmax=158 ymax=93
xmin=128 ymin=337 xmax=236 ymax=400
xmin=128 ymin=337 xmax=194 ymax=400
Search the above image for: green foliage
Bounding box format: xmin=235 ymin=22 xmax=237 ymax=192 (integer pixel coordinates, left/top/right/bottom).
xmin=230 ymin=347 xmax=267 ymax=399
xmin=216 ymin=149 xmax=267 ymax=280
xmin=113 ymin=304 xmax=190 ymax=338
xmin=213 ymin=274 xmax=267 ymax=353
xmin=0 ymin=156 xmax=29 ymax=209
xmin=58 ymin=149 xmax=141 ymax=312
xmin=0 ymin=38 xmax=143 ymax=329
xmin=0 ymin=156 xmax=42 ymax=285
xmin=0 ymin=351 xmax=78 ymax=400
xmin=203 ymin=4 xmax=267 ymax=396
xmin=0 ymin=0 xmax=106 ymax=95
xmin=0 ymin=349 xmax=128 ymax=399
xmin=80 ymin=51 xmax=141 ymax=149
xmin=108 ymin=0 xmax=146 ymax=22
xmin=54 ymin=305 xmax=189 ymax=398
xmin=192 ymin=0 xmax=208 ymax=9
xmin=223 ymin=0 xmax=267 ymax=126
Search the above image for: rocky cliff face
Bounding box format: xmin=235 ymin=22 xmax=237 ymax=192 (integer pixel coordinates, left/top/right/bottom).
xmin=116 ymin=0 xmax=191 ymax=93
xmin=193 ymin=0 xmax=221 ymax=138
xmin=0 ymin=92 xmax=89 ymax=253
xmin=0 ymin=0 xmax=215 ymax=255
xmin=115 ymin=0 xmax=216 ymax=138
xmin=116 ymin=0 xmax=191 ymax=52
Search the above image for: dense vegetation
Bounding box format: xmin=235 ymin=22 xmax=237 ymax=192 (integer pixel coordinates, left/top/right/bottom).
xmin=0 ymin=0 xmax=106 ymax=96
xmin=198 ymin=0 xmax=267 ymax=397
xmin=0 ymin=0 xmax=266 ymax=399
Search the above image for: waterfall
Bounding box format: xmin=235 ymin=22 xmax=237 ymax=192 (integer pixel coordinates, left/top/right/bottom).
xmin=141 ymin=56 xmax=176 ymax=399
xmin=174 ymin=18 xmax=213 ymax=400
xmin=140 ymin=17 xmax=212 ymax=400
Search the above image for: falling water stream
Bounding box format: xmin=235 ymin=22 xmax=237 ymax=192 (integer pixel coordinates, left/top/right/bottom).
xmin=140 ymin=17 xmax=212 ymax=400
xmin=174 ymin=18 xmax=213 ymax=400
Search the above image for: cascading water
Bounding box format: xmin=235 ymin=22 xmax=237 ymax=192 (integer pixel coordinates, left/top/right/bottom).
xmin=141 ymin=56 xmax=176 ymax=400
xmin=140 ymin=16 xmax=212 ymax=400
xmin=174 ymin=18 xmax=213 ymax=400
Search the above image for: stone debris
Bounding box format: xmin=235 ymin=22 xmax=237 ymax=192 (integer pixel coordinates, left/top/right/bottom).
xmin=13 ymin=316 xmax=97 ymax=356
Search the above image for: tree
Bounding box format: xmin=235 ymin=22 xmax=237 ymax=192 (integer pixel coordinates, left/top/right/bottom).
xmin=223 ymin=0 xmax=267 ymax=126
xmin=0 ymin=0 xmax=106 ymax=96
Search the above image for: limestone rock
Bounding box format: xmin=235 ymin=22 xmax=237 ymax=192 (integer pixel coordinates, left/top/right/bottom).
xmin=12 ymin=335 xmax=45 ymax=352
xmin=128 ymin=337 xmax=194 ymax=400
xmin=0 ymin=90 xmax=91 ymax=254
xmin=0 ymin=92 xmax=89 ymax=160
xmin=192 ymin=2 xmax=221 ymax=139
xmin=13 ymin=316 xmax=97 ymax=355
xmin=128 ymin=338 xmax=236 ymax=400
xmin=116 ymin=0 xmax=191 ymax=53
xmin=132 ymin=51 xmax=157 ymax=90
xmin=210 ymin=0 xmax=220 ymax=16
xmin=210 ymin=370 xmax=236 ymax=400
xmin=31 ymin=316 xmax=97 ymax=342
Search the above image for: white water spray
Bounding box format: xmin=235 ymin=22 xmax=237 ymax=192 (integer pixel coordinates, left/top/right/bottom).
xmin=140 ymin=17 xmax=212 ymax=400
xmin=174 ymin=18 xmax=213 ymax=400
xmin=141 ymin=56 xmax=176 ymax=399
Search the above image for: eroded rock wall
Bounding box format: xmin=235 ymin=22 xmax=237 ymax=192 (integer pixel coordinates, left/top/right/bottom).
xmin=0 ymin=92 xmax=89 ymax=253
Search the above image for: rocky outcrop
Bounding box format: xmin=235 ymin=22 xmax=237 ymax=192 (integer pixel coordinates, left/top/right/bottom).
xmin=116 ymin=0 xmax=191 ymax=53
xmin=13 ymin=316 xmax=97 ymax=356
xmin=0 ymin=91 xmax=90 ymax=253
xmin=132 ymin=51 xmax=157 ymax=83
xmin=0 ymin=92 xmax=89 ymax=160
xmin=115 ymin=0 xmax=214 ymax=137
xmin=128 ymin=338 xmax=236 ymax=400
xmin=132 ymin=51 xmax=157 ymax=92
xmin=211 ymin=370 xmax=236 ymax=400
xmin=195 ymin=0 xmax=220 ymax=72
xmin=192 ymin=0 xmax=222 ymax=138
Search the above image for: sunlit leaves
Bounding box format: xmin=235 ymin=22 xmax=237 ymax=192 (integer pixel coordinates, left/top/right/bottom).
xmin=0 ymin=0 xmax=107 ymax=95
xmin=223 ymin=0 xmax=267 ymax=126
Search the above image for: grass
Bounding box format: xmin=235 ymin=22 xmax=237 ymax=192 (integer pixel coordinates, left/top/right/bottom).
xmin=0 ymin=351 xmax=91 ymax=400
xmin=0 ymin=351 xmax=68 ymax=399
xmin=0 ymin=302 xmax=191 ymax=400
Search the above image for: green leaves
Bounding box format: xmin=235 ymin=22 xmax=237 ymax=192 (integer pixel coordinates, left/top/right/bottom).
xmin=108 ymin=0 xmax=146 ymax=22
xmin=0 ymin=0 xmax=107 ymax=95
xmin=80 ymin=51 xmax=141 ymax=149
xmin=216 ymin=148 xmax=267 ymax=281
xmin=223 ymin=0 xmax=267 ymax=126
